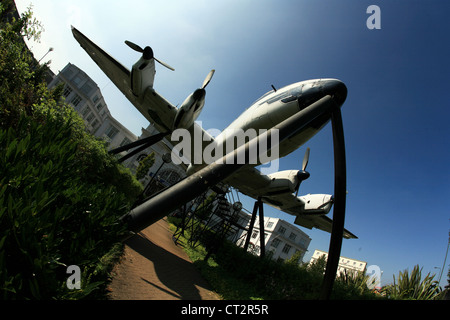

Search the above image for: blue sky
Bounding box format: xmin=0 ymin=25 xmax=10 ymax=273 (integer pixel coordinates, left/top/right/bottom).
xmin=15 ymin=0 xmax=450 ymax=288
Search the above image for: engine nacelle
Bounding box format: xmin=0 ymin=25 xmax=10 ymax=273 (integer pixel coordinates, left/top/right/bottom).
xmin=298 ymin=194 xmax=333 ymax=214
xmin=130 ymin=57 xmax=156 ymax=97
xmin=263 ymin=170 xmax=301 ymax=195
xmin=172 ymin=88 xmax=206 ymax=130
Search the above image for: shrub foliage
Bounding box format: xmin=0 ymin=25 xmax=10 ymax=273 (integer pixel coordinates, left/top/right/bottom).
xmin=0 ymin=3 xmax=142 ymax=299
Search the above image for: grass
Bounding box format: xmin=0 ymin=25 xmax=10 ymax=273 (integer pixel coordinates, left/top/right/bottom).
xmin=168 ymin=219 xmax=263 ymax=300
xmin=167 ymin=217 xmax=381 ymax=300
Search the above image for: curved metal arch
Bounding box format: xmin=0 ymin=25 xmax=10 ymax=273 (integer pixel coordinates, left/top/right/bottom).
xmin=320 ymin=107 xmax=347 ymax=300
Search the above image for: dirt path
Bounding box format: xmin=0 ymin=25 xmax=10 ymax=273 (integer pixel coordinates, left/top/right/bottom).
xmin=107 ymin=218 xmax=221 ymax=300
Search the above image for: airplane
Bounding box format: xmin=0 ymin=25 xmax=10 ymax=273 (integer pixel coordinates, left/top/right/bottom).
xmin=71 ymin=26 xmax=357 ymax=239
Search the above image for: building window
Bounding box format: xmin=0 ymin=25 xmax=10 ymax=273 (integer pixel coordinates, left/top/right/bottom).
xmin=282 ymin=244 xmax=292 ymax=254
xmin=267 ymin=221 xmax=274 ymax=229
xmin=71 ymin=94 xmax=82 ymax=107
xmin=86 ymin=112 xmax=95 ymax=123
xmin=271 ymin=238 xmax=281 ymax=248
xmin=299 ymin=238 xmax=306 ymax=247
xmin=81 ymin=83 xmax=92 ymax=95
xmin=120 ymin=137 xmax=132 ymax=147
xmin=92 ymin=95 xmax=99 ymax=103
xmin=96 ymin=102 xmax=104 ymax=111
xmin=63 ymin=85 xmax=73 ymax=97
xmin=289 ymin=232 xmax=297 ymax=241
xmin=137 ymin=154 xmax=147 ymax=162
xmin=279 ymin=226 xmax=286 ymax=235
xmin=105 ymin=125 xmax=119 ymax=139
xmin=73 ymin=75 xmax=82 ymax=87
xmin=81 ymin=106 xmax=91 ymax=118
xmin=91 ymin=119 xmax=99 ymax=130
xmin=251 ymin=231 xmax=258 ymax=239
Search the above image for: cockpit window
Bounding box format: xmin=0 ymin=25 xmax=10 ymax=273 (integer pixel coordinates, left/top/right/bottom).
xmin=251 ymin=85 xmax=303 ymax=105
xmin=252 ymin=90 xmax=274 ymax=105
xmin=267 ymin=91 xmax=290 ymax=104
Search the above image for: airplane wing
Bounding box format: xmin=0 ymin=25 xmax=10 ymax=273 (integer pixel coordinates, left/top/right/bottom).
xmin=71 ymin=27 xmax=177 ymax=134
xmin=224 ymin=166 xmax=357 ymax=239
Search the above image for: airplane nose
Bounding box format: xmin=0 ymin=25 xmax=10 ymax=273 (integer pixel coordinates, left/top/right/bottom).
xmin=321 ymin=79 xmax=347 ymax=106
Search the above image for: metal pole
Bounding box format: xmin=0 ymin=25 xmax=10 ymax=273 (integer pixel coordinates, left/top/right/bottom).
xmin=258 ymin=199 xmax=265 ymax=258
xmin=109 ymin=132 xmax=168 ymax=154
xmin=244 ymin=200 xmax=259 ymax=251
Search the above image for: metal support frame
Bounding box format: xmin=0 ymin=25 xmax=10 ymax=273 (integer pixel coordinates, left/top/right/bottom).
xmin=243 ymin=197 xmax=265 ymax=258
xmin=320 ymin=108 xmax=347 ymax=300
xmin=108 ymin=131 xmax=168 ymax=163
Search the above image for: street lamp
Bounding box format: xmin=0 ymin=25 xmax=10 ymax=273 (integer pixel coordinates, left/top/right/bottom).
xmin=38 ymin=47 xmax=54 ymax=63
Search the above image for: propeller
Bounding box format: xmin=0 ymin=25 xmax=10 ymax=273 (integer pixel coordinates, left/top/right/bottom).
xmin=302 ymin=147 xmax=310 ymax=171
xmin=192 ymin=69 xmax=215 ymax=101
xmin=295 ymin=147 xmax=311 ymax=196
xmin=202 ymin=69 xmax=215 ymax=89
xmin=125 ymin=40 xmax=175 ymax=71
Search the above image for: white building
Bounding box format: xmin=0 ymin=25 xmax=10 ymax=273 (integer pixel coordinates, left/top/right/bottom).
xmin=236 ymin=215 xmax=312 ymax=264
xmin=309 ymin=249 xmax=367 ymax=275
xmin=48 ymin=63 xmax=138 ymax=151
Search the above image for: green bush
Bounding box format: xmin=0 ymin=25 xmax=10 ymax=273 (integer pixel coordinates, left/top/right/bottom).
xmin=0 ymin=108 xmax=138 ymax=299
xmin=381 ymin=265 xmax=442 ymax=300
xmin=212 ymin=241 xmax=323 ymax=299
xmin=0 ymin=4 xmax=142 ymax=299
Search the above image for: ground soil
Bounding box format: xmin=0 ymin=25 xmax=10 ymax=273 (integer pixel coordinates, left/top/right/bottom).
xmin=107 ymin=218 xmax=221 ymax=300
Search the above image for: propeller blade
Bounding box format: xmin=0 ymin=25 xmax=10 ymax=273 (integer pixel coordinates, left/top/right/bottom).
xmin=125 ymin=40 xmax=144 ymax=53
xmin=295 ymin=148 xmax=311 ymax=196
xmin=201 ymin=69 xmax=215 ymax=89
xmin=302 ymin=147 xmax=310 ymax=171
xmin=126 ymin=40 xmax=174 ymax=70
xmin=155 ymin=58 xmax=175 ymax=71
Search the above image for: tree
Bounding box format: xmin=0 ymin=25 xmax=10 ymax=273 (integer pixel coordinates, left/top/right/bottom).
xmin=307 ymin=255 xmax=327 ymax=275
xmin=285 ymin=250 xmax=304 ymax=266
xmin=135 ymin=152 xmax=155 ymax=180
xmin=0 ymin=1 xmax=48 ymax=129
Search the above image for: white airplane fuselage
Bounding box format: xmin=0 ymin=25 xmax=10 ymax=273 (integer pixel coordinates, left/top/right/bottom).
xmin=186 ymin=78 xmax=347 ymax=174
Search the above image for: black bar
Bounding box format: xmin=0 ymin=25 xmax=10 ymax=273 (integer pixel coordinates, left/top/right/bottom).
xmin=109 ymin=132 xmax=168 ymax=154
xmin=244 ymin=200 xmax=259 ymax=251
xmin=258 ymin=198 xmax=265 ymax=258
xmin=117 ymin=140 xmax=153 ymax=163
